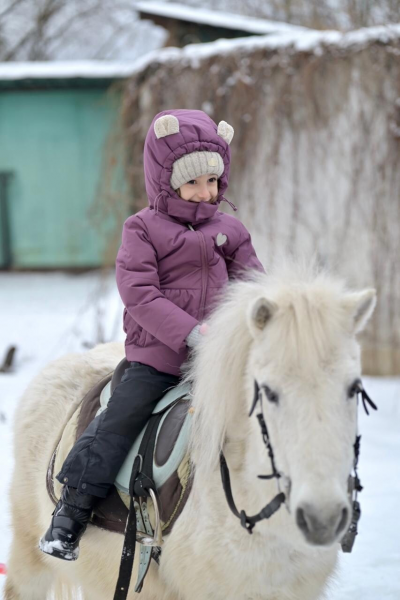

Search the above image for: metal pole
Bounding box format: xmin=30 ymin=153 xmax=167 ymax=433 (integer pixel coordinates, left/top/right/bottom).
xmin=0 ymin=172 xmax=13 ymax=269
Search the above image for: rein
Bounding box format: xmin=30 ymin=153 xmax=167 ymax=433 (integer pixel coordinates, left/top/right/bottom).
xmin=220 ymin=379 xmax=377 ymax=546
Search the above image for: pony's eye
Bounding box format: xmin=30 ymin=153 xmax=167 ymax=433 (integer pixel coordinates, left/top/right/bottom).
xmin=348 ymin=379 xmax=362 ymax=399
xmin=262 ymin=385 xmax=279 ymax=404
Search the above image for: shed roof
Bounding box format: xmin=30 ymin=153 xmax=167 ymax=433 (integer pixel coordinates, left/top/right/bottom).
xmin=133 ymin=1 xmax=309 ymax=35
xmin=0 ymin=61 xmax=137 ymax=89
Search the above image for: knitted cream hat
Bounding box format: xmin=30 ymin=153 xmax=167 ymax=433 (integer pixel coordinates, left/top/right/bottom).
xmin=153 ymin=114 xmax=234 ymax=191
xmin=170 ymin=151 xmax=224 ymax=191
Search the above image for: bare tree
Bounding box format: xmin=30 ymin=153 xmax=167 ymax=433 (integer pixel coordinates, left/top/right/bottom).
xmin=0 ymin=0 xmax=166 ymax=61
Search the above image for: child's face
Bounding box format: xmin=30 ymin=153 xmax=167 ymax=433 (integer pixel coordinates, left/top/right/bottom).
xmin=178 ymin=174 xmax=218 ymax=203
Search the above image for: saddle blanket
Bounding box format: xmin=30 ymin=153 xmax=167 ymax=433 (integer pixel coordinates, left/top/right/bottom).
xmin=46 ymin=370 xmax=194 ymax=536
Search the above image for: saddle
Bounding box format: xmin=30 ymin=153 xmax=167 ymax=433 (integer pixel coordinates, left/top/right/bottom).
xmin=46 ymin=358 xmax=194 ymax=593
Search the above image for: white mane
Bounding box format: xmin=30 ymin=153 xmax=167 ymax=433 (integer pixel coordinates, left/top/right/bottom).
xmin=183 ymin=259 xmax=352 ymax=479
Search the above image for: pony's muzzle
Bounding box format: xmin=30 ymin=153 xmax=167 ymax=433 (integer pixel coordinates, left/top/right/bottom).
xmin=296 ymin=501 xmax=350 ymax=546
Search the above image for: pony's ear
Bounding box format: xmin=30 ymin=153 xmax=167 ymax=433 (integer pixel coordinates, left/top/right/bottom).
xmin=343 ymin=289 xmax=376 ymax=334
xmin=248 ymin=297 xmax=278 ymax=335
xmin=217 ymin=121 xmax=234 ymax=145
xmin=154 ymin=115 xmax=180 ymax=139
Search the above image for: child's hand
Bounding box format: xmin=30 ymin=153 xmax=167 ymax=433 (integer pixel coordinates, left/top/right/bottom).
xmin=199 ymin=323 xmax=209 ymax=335
xmin=185 ymin=323 xmax=209 ymax=348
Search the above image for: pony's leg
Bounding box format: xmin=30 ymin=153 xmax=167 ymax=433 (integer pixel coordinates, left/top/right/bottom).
xmin=4 ymin=533 xmax=55 ymax=600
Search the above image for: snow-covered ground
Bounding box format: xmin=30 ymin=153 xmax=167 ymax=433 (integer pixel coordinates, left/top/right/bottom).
xmin=0 ymin=272 xmax=399 ymax=598
xmin=0 ymin=270 xmax=123 ymax=591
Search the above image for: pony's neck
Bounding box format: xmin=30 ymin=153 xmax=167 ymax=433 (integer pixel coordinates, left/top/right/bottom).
xmin=187 ymin=300 xmax=253 ymax=479
xmin=191 ymin=366 xmax=287 ymax=532
xmin=186 ymin=280 xmax=292 ymax=538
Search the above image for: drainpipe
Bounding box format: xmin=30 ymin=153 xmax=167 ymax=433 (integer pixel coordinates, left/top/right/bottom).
xmin=0 ymin=172 xmax=13 ymax=269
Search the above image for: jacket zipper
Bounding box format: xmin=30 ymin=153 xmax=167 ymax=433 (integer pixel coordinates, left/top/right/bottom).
xmin=187 ymin=223 xmax=208 ymax=322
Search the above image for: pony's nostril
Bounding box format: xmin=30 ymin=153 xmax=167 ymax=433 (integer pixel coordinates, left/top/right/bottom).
xmin=336 ymin=507 xmax=349 ymax=535
xmin=296 ymin=507 xmax=309 ymax=533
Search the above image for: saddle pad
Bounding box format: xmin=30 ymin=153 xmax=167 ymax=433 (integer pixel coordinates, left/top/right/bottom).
xmin=48 ymin=374 xmax=194 ymax=536
xmin=97 ymin=380 xmax=192 ymax=493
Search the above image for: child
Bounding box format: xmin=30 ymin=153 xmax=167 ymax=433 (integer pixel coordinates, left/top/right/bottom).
xmin=39 ymin=109 xmax=264 ymax=560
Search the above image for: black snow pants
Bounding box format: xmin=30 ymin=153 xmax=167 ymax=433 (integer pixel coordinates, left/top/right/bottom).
xmin=56 ymin=362 xmax=180 ymax=498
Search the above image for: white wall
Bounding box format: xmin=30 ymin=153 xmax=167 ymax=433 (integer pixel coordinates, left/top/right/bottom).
xmin=121 ymin=27 xmax=400 ymax=374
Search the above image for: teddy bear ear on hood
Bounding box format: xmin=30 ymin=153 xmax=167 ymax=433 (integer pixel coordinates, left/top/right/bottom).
xmin=154 ymin=115 xmax=180 ymax=139
xmin=217 ymin=121 xmax=234 ymax=145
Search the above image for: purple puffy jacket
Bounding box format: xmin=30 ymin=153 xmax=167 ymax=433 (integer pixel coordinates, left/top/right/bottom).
xmin=116 ymin=109 xmax=264 ymax=375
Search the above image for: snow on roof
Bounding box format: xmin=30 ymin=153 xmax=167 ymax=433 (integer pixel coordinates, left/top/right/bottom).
xmin=0 ymin=61 xmax=140 ymax=81
xmin=133 ymin=1 xmax=309 ymax=35
xmin=118 ymin=22 xmax=400 ymax=76
xmin=0 ymin=23 xmax=399 ymax=82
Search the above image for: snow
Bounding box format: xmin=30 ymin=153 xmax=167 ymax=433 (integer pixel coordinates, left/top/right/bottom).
xmin=1 ymin=20 xmax=399 ymax=82
xmin=38 ymin=539 xmax=79 ymax=562
xmin=0 ymin=60 xmax=147 ymax=81
xmin=0 ymin=271 xmax=399 ymax=598
xmin=102 ymin=23 xmax=400 ymax=80
xmin=132 ymin=1 xmax=309 ymax=34
xmin=0 ymin=271 xmax=123 ymax=588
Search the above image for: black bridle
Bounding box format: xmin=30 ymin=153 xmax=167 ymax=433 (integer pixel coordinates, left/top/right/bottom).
xmin=220 ymin=380 xmax=285 ymax=534
xmin=220 ymin=379 xmax=377 ymax=548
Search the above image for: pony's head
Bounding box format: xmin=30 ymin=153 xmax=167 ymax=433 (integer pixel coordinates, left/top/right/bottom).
xmin=186 ymin=261 xmax=376 ymax=548
xmin=246 ymin=269 xmax=375 ymax=546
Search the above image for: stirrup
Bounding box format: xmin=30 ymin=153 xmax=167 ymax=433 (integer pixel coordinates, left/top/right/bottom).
xmin=136 ymin=489 xmax=163 ymax=547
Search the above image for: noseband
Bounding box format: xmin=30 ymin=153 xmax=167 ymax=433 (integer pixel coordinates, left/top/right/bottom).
xmin=220 ymin=379 xmax=377 ymax=551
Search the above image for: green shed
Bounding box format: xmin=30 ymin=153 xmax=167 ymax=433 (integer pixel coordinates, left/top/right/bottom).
xmin=0 ymin=62 xmax=134 ymax=269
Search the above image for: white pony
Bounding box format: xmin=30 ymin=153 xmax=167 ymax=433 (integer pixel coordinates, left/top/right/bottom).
xmin=5 ymin=262 xmax=376 ymax=600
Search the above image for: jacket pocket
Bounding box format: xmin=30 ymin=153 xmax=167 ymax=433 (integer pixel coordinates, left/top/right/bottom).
xmin=125 ymin=313 xmax=148 ymax=347
xmin=162 ymin=288 xmax=199 ymax=318
xmin=137 ymin=326 xmax=148 ymax=346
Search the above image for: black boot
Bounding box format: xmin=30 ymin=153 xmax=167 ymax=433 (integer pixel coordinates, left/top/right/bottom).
xmin=39 ymin=486 xmax=96 ymax=561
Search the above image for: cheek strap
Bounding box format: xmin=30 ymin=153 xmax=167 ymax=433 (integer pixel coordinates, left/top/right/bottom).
xmin=219 ymin=379 xmax=286 ymax=535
